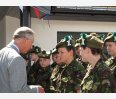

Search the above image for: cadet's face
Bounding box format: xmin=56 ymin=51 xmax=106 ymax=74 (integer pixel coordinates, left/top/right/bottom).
xmin=39 ymin=58 xmax=51 ymax=68
xmin=30 ymin=53 xmax=38 ymax=61
xmin=52 ymin=54 xmax=57 ymax=61
xmin=52 ymin=54 xmax=62 ymax=65
xmin=80 ymin=47 xmax=89 ymax=62
xmin=76 ymin=46 xmax=81 ymax=56
xmin=105 ymin=42 xmax=116 ymax=57
xmin=58 ymin=47 xmax=71 ymax=64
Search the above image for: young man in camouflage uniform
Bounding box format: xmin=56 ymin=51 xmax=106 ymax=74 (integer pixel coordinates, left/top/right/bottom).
xmin=51 ymin=48 xmax=60 ymax=69
xmin=36 ymin=50 xmax=52 ymax=92
xmin=104 ymin=32 xmax=116 ymax=83
xmin=50 ymin=48 xmax=65 ymax=92
xmin=50 ymin=35 xmax=85 ymax=93
xmin=27 ymin=45 xmax=41 ymax=85
xmin=89 ymin=32 xmax=109 ymax=61
xmin=75 ymin=38 xmax=88 ymax=69
xmin=80 ymin=33 xmax=116 ymax=93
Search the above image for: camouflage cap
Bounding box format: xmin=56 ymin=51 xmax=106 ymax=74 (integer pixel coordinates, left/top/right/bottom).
xmin=38 ymin=50 xmax=51 ymax=59
xmin=104 ymin=32 xmax=116 ymax=42
xmin=56 ymin=35 xmax=75 ymax=49
xmin=80 ymin=33 xmax=104 ymax=49
xmin=29 ymin=45 xmax=41 ymax=54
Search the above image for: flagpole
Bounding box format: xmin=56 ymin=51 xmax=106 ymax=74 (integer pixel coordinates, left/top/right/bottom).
xmin=20 ymin=6 xmax=31 ymax=27
xmin=19 ymin=6 xmax=32 ymax=71
xmin=20 ymin=6 xmax=23 ymax=27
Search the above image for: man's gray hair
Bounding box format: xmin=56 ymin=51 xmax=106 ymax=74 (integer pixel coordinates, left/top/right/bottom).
xmin=13 ymin=27 xmax=35 ymax=40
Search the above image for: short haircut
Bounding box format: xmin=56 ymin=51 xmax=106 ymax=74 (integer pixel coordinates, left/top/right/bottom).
xmin=13 ymin=27 xmax=35 ymax=40
xmin=57 ymin=45 xmax=76 ymax=58
xmin=81 ymin=45 xmax=102 ymax=55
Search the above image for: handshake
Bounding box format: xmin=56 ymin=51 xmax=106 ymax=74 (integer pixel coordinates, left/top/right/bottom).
xmin=30 ymin=85 xmax=45 ymax=93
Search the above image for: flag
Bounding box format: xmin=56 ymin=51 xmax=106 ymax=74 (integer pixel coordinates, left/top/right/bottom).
xmin=40 ymin=14 xmax=49 ymax=19
xmin=19 ymin=6 xmax=23 ymax=13
xmin=33 ymin=7 xmax=40 ymax=19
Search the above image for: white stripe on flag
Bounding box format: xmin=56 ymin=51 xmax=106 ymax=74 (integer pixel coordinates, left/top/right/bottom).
xmin=19 ymin=6 xmax=23 ymax=13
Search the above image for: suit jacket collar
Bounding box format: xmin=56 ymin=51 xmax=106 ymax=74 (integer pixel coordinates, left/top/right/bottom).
xmin=7 ymin=41 xmax=20 ymax=53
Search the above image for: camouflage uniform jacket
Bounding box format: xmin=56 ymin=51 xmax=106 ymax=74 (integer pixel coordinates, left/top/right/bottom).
xmin=51 ymin=62 xmax=57 ymax=70
xmin=27 ymin=59 xmax=40 ymax=85
xmin=105 ymin=57 xmax=116 ymax=80
xmin=50 ymin=59 xmax=85 ymax=93
xmin=76 ymin=58 xmax=88 ymax=70
xmin=35 ymin=65 xmax=52 ymax=92
xmin=81 ymin=58 xmax=116 ymax=93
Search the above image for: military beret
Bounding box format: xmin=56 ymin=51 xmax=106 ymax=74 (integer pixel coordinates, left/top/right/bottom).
xmin=90 ymin=32 xmax=105 ymax=41
xmin=80 ymin=33 xmax=104 ymax=49
xmin=56 ymin=35 xmax=75 ymax=49
xmin=75 ymin=39 xmax=81 ymax=47
xmin=51 ymin=48 xmax=58 ymax=54
xmin=38 ymin=50 xmax=51 ymax=59
xmin=29 ymin=45 xmax=41 ymax=54
xmin=104 ymin=32 xmax=116 ymax=42
xmin=90 ymin=32 xmax=99 ymax=37
xmin=98 ymin=34 xmax=105 ymax=41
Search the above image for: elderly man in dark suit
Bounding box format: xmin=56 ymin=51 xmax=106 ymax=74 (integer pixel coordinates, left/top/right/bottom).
xmin=0 ymin=27 xmax=44 ymax=93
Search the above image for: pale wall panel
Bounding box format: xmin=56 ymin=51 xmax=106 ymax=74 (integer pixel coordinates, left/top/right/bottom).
xmin=5 ymin=16 xmax=116 ymax=51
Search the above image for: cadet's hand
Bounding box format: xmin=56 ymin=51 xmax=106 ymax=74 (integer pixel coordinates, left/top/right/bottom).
xmin=30 ymin=85 xmax=45 ymax=93
xmin=76 ymin=87 xmax=81 ymax=93
xmin=38 ymin=86 xmax=45 ymax=93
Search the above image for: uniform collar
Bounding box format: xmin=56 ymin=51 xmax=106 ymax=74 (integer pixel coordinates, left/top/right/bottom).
xmin=111 ymin=56 xmax=116 ymax=63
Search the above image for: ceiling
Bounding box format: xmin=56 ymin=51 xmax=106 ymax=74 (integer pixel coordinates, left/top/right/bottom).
xmin=0 ymin=6 xmax=49 ymax=21
xmin=1 ymin=6 xmax=116 ymax=22
xmin=47 ymin=6 xmax=116 ymax=22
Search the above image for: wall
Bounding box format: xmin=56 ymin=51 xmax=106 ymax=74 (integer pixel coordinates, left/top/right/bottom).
xmin=6 ymin=16 xmax=20 ymax=44
xmin=0 ymin=17 xmax=6 ymax=49
xmin=31 ymin=18 xmax=116 ymax=51
xmin=5 ymin=16 xmax=116 ymax=51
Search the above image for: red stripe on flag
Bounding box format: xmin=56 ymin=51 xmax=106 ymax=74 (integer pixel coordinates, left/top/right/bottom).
xmin=33 ymin=7 xmax=40 ymax=18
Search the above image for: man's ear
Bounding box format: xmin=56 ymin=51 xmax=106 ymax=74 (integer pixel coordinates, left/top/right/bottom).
xmin=69 ymin=49 xmax=74 ymax=56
